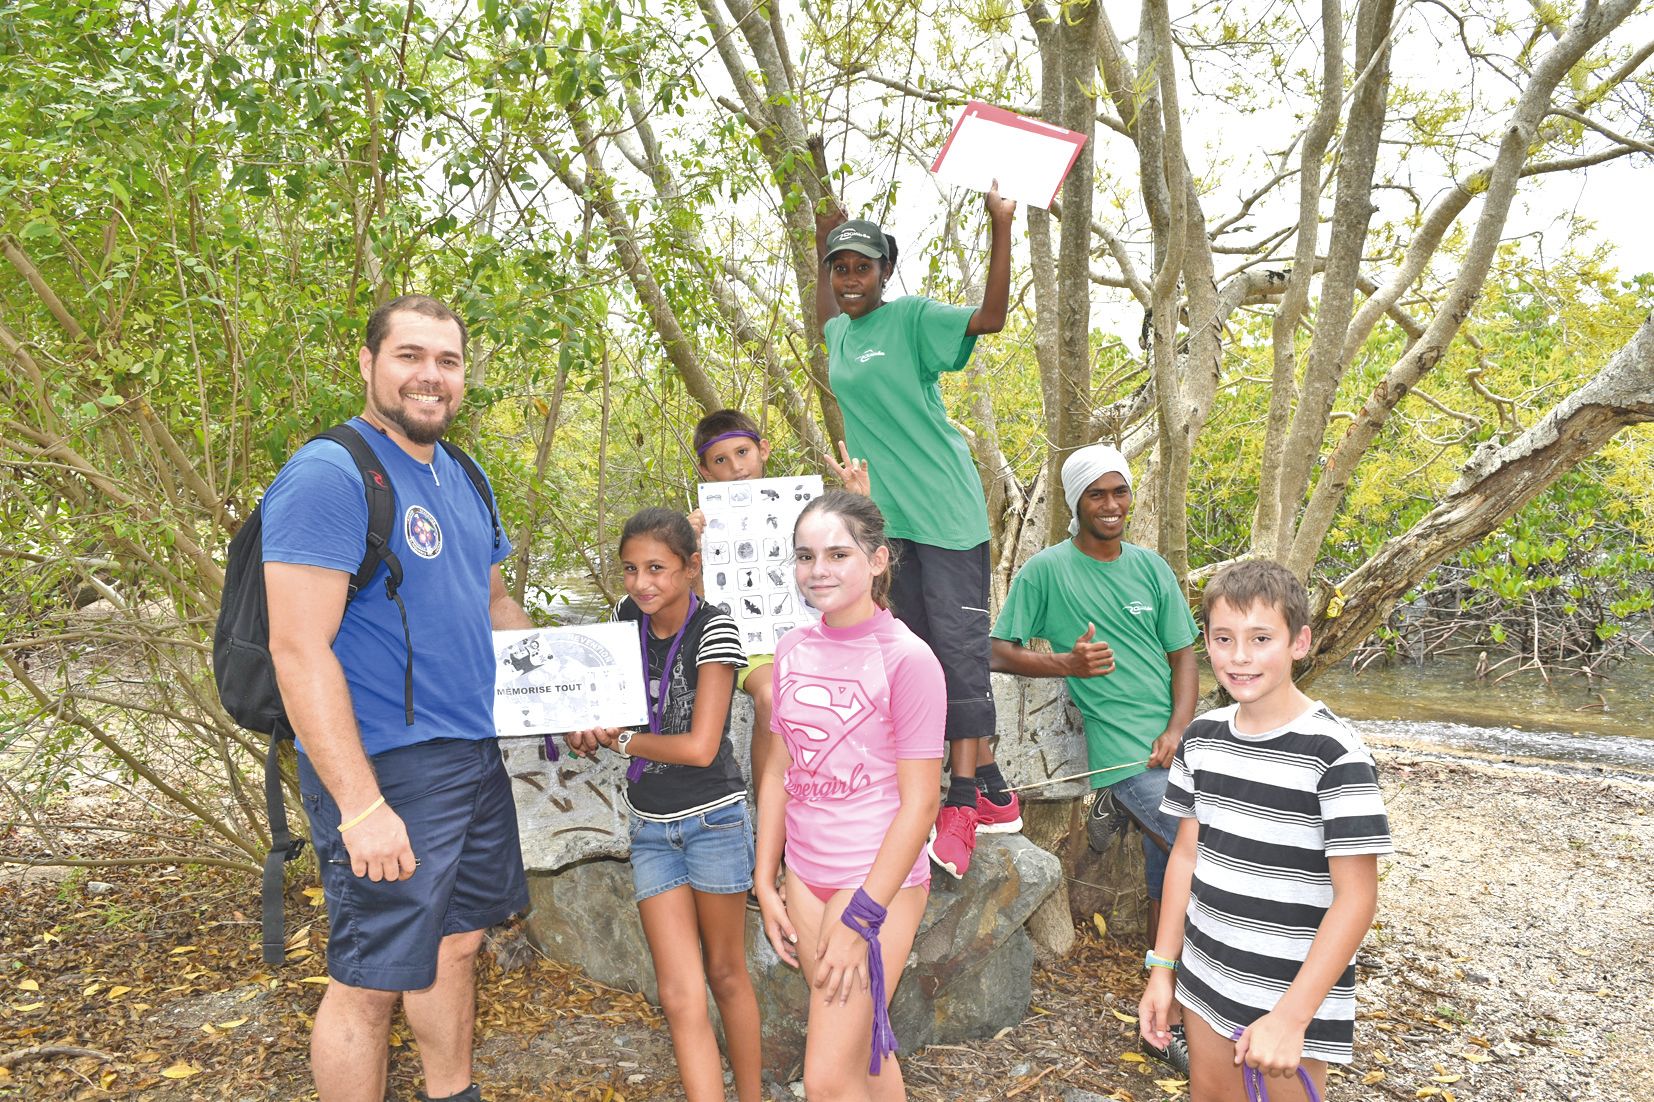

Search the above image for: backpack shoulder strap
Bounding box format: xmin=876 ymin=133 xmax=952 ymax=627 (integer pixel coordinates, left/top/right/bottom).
xmin=313 ymin=423 xmax=414 ymax=726
xmin=261 ymin=721 xmax=303 ymax=965
xmin=314 ymin=424 xmax=402 ymax=599
xmin=437 ymin=440 xmax=502 ymax=552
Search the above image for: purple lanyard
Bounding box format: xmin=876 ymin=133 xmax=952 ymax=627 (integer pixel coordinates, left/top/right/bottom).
xmin=841 ymin=889 xmax=900 ymax=1075
xmin=1231 ymin=1029 xmax=1321 ymax=1102
xmin=629 ymin=594 xmax=697 ymax=782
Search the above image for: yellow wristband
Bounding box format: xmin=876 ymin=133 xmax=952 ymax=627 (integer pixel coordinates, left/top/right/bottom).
xmin=338 ymin=796 xmax=386 ymax=834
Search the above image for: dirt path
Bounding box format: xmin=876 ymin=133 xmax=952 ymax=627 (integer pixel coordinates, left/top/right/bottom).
xmin=1345 ymin=744 xmax=1654 ymax=1102
xmin=858 ymin=745 xmax=1654 ymax=1102
xmin=3 ymin=744 xmax=1650 ymax=1100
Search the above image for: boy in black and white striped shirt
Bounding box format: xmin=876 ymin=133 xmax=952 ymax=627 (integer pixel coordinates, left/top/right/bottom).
xmin=1140 ymin=561 xmax=1392 ymax=1100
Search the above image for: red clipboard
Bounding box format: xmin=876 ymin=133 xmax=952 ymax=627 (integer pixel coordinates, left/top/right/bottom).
xmin=930 ymin=100 xmax=1087 ymax=210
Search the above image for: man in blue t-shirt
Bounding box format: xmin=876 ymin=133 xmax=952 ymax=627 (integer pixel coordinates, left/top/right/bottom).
xmin=264 ymin=294 xmax=534 ymax=1102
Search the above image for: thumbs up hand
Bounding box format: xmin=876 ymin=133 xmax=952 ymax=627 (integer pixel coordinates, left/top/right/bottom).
xmin=1066 ymin=623 xmax=1115 ymax=678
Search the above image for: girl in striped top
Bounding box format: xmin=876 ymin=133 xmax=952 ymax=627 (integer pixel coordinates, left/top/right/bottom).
xmin=1140 ymin=561 xmax=1392 ymax=1100
xmin=567 ymin=508 xmax=761 ymax=1102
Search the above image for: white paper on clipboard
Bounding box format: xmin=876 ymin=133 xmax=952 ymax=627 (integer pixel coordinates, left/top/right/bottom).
xmin=930 ymin=100 xmax=1087 ymax=210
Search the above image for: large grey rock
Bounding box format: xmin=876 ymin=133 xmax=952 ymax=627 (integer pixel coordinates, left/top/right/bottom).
xmin=524 ymin=834 xmax=1060 ymax=1080
xmin=510 ymin=668 xmax=1101 ymax=1076
xmin=501 ymin=738 xmax=632 ymax=868
xmin=508 ymin=679 xmax=1092 ymax=874
xmin=899 ymin=926 xmax=1036 ymax=1051
xmin=524 ymin=857 xmax=650 ymax=994
xmin=505 ymin=695 xmax=761 ymax=872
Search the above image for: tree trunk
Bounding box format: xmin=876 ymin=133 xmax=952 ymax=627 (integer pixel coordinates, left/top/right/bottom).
xmin=1286 ymin=0 xmax=1642 ymax=576
xmin=1022 ymin=798 xmax=1081 ymax=962
xmin=1269 ymin=0 xmax=1396 ymax=565
xmin=1305 ymin=313 xmax=1654 ymax=679
xmin=1252 ymin=0 xmax=1345 ymax=559
xmin=1051 ymin=0 xmax=1098 ymax=485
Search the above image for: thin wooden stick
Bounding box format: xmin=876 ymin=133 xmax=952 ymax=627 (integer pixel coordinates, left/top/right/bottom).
xmin=0 ymin=1045 xmax=117 ymax=1070
xmin=1006 ymin=760 xmax=1151 ymax=793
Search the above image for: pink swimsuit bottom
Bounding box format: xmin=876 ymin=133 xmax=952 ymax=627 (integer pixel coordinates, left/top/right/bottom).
xmin=801 ymin=878 xmax=837 ymax=903
xmin=790 ymin=870 xmax=929 ymax=904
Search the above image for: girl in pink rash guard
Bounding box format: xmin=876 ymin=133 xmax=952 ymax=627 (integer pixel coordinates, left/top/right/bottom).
xmin=755 ymin=490 xmax=945 ymax=1100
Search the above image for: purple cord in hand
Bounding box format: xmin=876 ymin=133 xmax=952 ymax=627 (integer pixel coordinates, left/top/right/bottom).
xmin=1231 ymin=1027 xmax=1321 ymax=1102
xmin=840 ymin=888 xmax=899 ymax=1075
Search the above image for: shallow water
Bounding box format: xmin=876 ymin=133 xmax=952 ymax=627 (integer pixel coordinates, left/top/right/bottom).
xmin=1310 ymin=653 xmax=1654 ymax=769
xmin=536 ymin=577 xmax=1654 ymax=769
xmin=1349 ymin=717 xmax=1654 ymax=769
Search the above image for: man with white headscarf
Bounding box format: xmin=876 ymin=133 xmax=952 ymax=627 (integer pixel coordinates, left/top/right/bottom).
xmin=989 ymin=443 xmax=1199 ymax=1069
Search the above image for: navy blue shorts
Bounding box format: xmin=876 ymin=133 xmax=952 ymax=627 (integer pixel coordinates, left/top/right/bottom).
xmin=299 ymin=738 xmax=528 ymax=991
xmin=888 ymin=538 xmax=996 ymax=741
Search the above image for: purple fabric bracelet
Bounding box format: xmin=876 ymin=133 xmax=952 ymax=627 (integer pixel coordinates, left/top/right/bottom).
xmin=840 ymin=888 xmax=899 ymax=1075
xmin=695 ymin=429 xmax=759 ymax=456
xmin=1231 ymin=1028 xmax=1321 ymax=1102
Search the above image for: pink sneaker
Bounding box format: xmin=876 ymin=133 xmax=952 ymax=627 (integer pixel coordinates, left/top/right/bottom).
xmin=975 ymin=788 xmax=1023 ymax=834
xmin=927 ymin=803 xmax=979 ymax=879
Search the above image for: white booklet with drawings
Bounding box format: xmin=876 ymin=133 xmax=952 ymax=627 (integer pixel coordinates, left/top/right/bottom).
xmin=697 ymin=474 xmax=823 ymax=655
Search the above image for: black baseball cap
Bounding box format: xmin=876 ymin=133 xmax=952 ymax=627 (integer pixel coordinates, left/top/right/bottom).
xmin=823 ymin=219 xmax=891 ymax=261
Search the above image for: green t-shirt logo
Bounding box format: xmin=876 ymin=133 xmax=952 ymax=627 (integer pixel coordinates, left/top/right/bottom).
xmin=1122 ymin=600 xmax=1152 ymax=616
xmin=855 ymin=348 xmax=886 ymax=363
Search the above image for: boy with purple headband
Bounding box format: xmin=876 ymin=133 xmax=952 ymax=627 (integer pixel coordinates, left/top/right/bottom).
xmin=687 ymin=409 xmax=868 ymax=796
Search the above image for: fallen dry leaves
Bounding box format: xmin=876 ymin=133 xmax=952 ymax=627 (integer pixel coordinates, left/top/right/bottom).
xmin=12 ymin=747 xmax=1643 ymax=1099
xmin=0 ymin=851 xmax=1461 ymax=1102
xmin=0 ymin=820 xmax=669 ymax=1101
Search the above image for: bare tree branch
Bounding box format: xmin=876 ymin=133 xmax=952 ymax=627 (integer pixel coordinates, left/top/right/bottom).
xmin=1288 ymin=0 xmax=1643 ymax=575
xmin=0 ymin=1045 xmax=118 ymax=1071
xmin=2 ymin=236 xmax=91 ymax=346
xmin=1547 ymin=105 xmax=1654 ymax=155
xmin=1306 ymin=311 xmax=1654 ymax=678
xmin=553 ymin=107 xmax=724 ymax=414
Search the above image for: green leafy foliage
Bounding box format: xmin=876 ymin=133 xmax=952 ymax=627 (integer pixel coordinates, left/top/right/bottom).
xmin=2 ymin=0 xmax=1649 ymax=857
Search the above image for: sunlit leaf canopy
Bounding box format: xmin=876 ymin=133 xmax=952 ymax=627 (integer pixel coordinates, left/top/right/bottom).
xmin=0 ymin=0 xmax=1649 ymax=866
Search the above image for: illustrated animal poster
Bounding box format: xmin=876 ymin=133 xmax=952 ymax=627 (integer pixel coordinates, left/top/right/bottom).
xmin=698 ymin=475 xmax=823 ymax=655
xmin=492 ymin=621 xmax=647 ymax=736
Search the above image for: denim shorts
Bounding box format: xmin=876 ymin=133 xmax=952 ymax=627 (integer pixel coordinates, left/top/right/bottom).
xmin=299 ymin=738 xmax=528 ymax=991
xmin=627 ymin=799 xmax=755 ymax=902
xmin=1106 ymin=767 xmax=1179 ymax=902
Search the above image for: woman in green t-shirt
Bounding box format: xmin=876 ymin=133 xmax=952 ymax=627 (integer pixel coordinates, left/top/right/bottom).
xmin=812 ymin=185 xmax=1017 ymax=880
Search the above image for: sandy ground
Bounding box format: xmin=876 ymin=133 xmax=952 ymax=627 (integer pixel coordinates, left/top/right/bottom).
xmin=3 ymin=742 xmax=1651 ymax=1101
xmin=597 ymin=742 xmax=1654 ymax=1102
xmin=1340 ymin=743 xmax=1654 ymax=1102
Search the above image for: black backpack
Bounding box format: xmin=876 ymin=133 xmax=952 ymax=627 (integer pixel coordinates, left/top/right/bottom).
xmin=213 ymin=423 xmax=500 ymax=964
